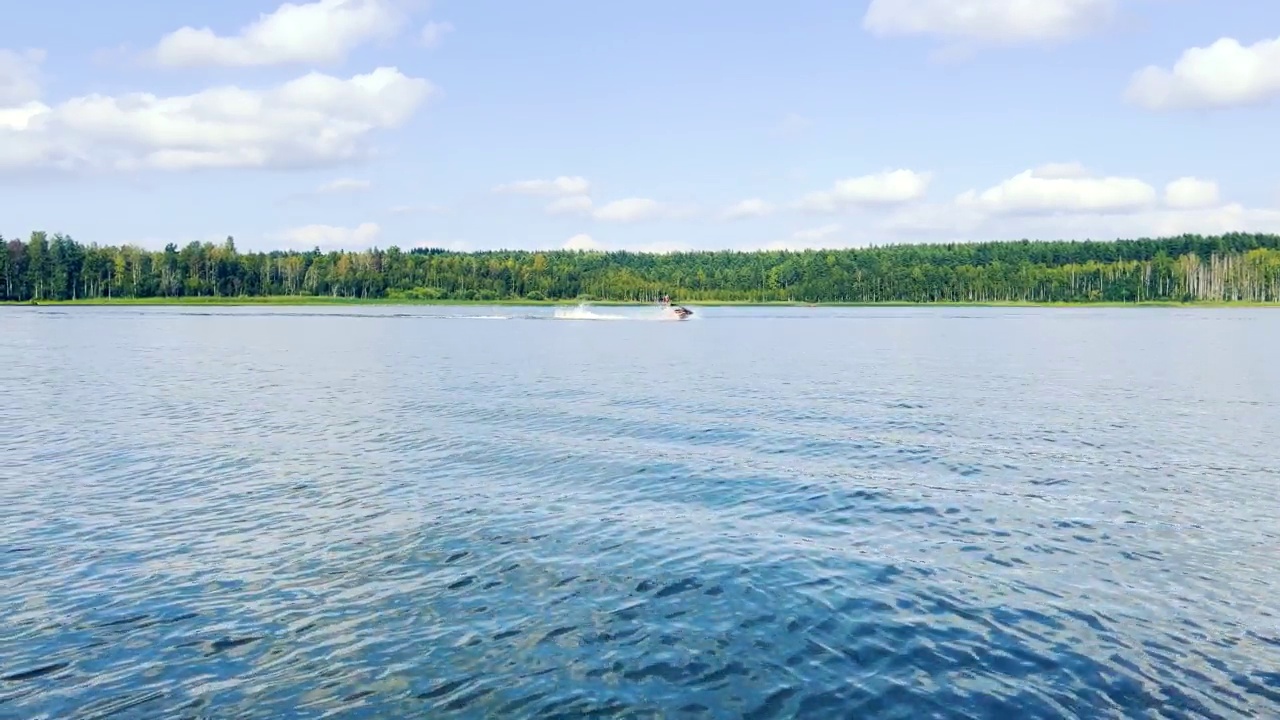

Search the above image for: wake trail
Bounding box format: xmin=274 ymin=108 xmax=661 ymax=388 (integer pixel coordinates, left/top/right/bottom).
xmin=552 ymin=303 xmax=687 ymax=321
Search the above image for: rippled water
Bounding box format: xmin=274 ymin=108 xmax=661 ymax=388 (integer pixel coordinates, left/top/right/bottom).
xmin=3 ymin=304 xmax=1280 ymax=718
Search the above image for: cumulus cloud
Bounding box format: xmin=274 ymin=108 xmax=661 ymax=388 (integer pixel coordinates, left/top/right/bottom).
xmin=879 ymin=202 xmax=987 ymax=239
xmin=592 ymin=198 xmax=677 ymax=223
xmin=542 ymin=194 xmax=697 ymax=222
xmin=318 ymin=178 xmax=370 ymax=193
xmin=0 ymin=60 xmax=434 ymax=173
xmin=494 ymin=176 xmax=590 ymax=196
xmin=1164 ymin=177 xmax=1218 ymax=209
xmin=546 ymin=195 xmax=593 ymax=215
xmin=879 ymin=201 xmax=1280 ymax=245
xmin=407 ymin=238 xmax=470 ymax=252
xmin=723 ymin=198 xmax=774 ymax=220
xmin=791 ymin=224 xmax=842 ymax=242
xmin=761 ymin=224 xmax=848 ymax=251
xmin=276 ymin=221 xmax=381 ymax=250
xmin=421 ymin=21 xmax=454 ymax=48
xmin=0 ymin=49 xmax=42 ymax=106
xmin=1015 ymin=204 xmax=1280 ymax=241
xmin=151 ymin=0 xmax=407 ymax=68
xmin=794 ymin=169 xmax=931 ymax=211
xmin=632 ymin=241 xmax=692 ymax=254
xmin=493 ymin=180 xmax=692 ymax=222
xmin=1125 ymin=35 xmax=1280 ymax=111
xmin=955 ymin=165 xmax=1156 ymax=214
xmin=873 ymin=165 xmax=1280 ymax=244
xmin=863 ymin=0 xmax=1116 ymax=44
xmin=1138 ymin=205 xmax=1280 ymax=238
xmin=563 ymin=233 xmax=600 ymax=251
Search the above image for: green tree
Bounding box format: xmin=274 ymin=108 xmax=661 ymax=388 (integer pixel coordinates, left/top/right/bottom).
xmin=5 ymin=232 xmax=1280 ymax=304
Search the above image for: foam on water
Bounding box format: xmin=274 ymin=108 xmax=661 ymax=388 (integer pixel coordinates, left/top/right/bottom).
xmin=17 ymin=304 xmax=704 ymax=323
xmin=552 ymin=302 xmax=691 ymax=322
xmin=553 ymin=303 xmax=627 ymax=320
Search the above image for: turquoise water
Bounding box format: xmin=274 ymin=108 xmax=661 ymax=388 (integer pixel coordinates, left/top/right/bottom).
xmin=2 ymin=304 xmax=1279 ymax=718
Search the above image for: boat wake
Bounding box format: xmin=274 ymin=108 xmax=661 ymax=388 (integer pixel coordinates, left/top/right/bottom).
xmin=552 ymin=303 xmax=691 ymax=321
xmin=75 ymin=305 xmax=691 ymax=322
xmin=552 ymin=303 xmax=628 ymax=321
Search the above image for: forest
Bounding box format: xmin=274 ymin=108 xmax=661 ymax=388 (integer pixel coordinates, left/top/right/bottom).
xmin=4 ymin=231 xmax=1280 ymax=304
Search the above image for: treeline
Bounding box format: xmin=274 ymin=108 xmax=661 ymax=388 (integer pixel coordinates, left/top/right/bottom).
xmin=4 ymin=231 xmax=1280 ymax=304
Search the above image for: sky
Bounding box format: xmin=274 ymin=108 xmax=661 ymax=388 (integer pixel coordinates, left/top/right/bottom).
xmin=2 ymin=0 xmax=1279 ymax=253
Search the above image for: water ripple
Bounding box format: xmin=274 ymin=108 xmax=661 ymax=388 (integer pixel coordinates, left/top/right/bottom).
xmin=2 ymin=305 xmax=1279 ymax=718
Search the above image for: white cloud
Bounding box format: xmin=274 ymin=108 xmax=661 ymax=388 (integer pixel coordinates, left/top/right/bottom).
xmin=879 ymin=201 xmax=1280 ymax=245
xmin=790 ymin=224 xmax=842 ymax=242
xmin=151 ymin=0 xmax=407 ymax=68
xmin=863 ymin=0 xmax=1116 ymax=44
xmin=407 ymin=238 xmax=469 ymax=252
xmin=1164 ymin=177 xmax=1218 ymax=209
xmin=795 ymin=169 xmax=932 ymax=211
xmin=546 ymin=195 xmax=593 ymax=215
xmin=421 ymin=21 xmax=455 ymax=48
xmin=1012 ymin=204 xmax=1280 ymax=241
xmin=276 ymin=221 xmax=381 ymax=250
xmin=1140 ymin=205 xmax=1280 ymax=238
xmin=592 ymin=198 xmax=670 ymax=222
xmin=319 ymin=178 xmax=370 ymax=193
xmin=723 ymin=198 xmax=774 ymax=220
xmin=0 ymin=49 xmax=42 ymax=106
xmin=879 ymin=202 xmax=987 ymax=239
xmin=872 ymin=165 xmax=1280 ymax=244
xmin=0 ymin=62 xmax=433 ymax=172
xmin=1125 ymin=35 xmax=1280 ymax=111
xmin=633 ymin=241 xmax=692 ymax=254
xmin=955 ymin=165 xmax=1156 ymax=214
xmin=494 ymin=181 xmax=693 ymax=222
xmin=494 ymin=176 xmax=590 ymax=196
xmin=563 ymin=233 xmax=601 ymax=251
xmin=761 ymin=224 xmax=849 ymax=251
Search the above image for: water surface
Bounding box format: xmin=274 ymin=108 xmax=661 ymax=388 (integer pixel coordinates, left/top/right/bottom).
xmin=2 ymin=304 xmax=1279 ymax=718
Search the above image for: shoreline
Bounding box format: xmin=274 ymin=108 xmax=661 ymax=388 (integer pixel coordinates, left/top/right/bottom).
xmin=5 ymin=297 xmax=1279 ymax=309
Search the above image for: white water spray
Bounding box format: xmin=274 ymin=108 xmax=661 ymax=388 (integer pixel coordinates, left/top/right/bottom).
xmin=551 ymin=302 xmax=691 ymax=321
xmin=552 ymin=303 xmax=628 ymax=320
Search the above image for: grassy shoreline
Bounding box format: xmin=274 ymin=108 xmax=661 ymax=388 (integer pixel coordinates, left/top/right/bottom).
xmin=5 ymin=296 xmax=1279 ymax=308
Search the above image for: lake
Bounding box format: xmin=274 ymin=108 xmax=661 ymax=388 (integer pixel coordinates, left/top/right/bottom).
xmin=2 ymin=304 xmax=1279 ymax=718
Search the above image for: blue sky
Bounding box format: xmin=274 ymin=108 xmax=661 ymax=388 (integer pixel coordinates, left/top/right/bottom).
xmin=2 ymin=0 xmax=1279 ymax=252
